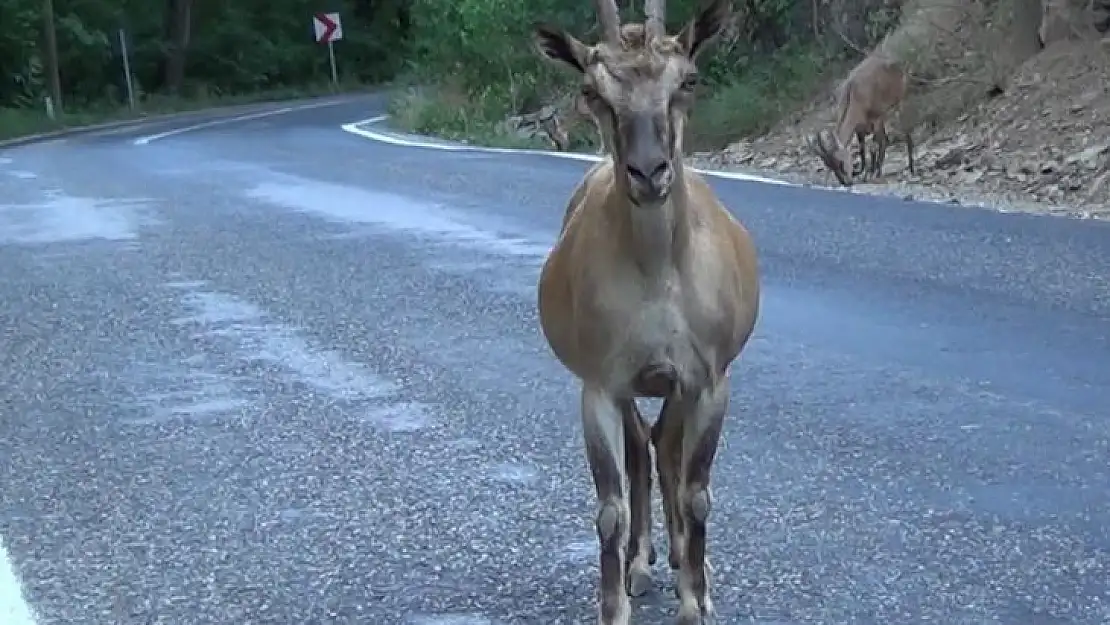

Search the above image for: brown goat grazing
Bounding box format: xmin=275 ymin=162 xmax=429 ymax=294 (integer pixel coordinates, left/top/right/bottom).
xmin=532 ymin=0 xmax=761 ymax=623
xmin=808 ymin=54 xmax=914 ymax=186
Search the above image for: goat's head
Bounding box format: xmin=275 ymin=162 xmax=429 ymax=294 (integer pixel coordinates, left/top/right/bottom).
xmin=533 ymin=0 xmax=730 ymax=207
xmin=807 ymin=129 xmax=853 ymax=187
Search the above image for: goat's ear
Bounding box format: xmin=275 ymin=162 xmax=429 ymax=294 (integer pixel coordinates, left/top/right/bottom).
xmin=533 ymin=23 xmax=589 ymax=73
xmin=678 ymin=0 xmax=731 ymax=61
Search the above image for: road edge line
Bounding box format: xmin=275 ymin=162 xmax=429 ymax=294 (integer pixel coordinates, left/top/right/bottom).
xmin=0 ymin=541 xmax=37 ymax=625
xmin=1 ymin=94 xmax=369 ymax=151
xmin=340 ymin=115 xmax=809 ymax=188
xmin=133 ymin=99 xmax=352 ymax=146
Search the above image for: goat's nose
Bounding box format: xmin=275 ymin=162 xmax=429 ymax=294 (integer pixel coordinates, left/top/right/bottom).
xmin=626 ymin=160 xmax=672 ymax=193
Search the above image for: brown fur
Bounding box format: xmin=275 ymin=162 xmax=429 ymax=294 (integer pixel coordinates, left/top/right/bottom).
xmin=533 ymin=1 xmax=759 ymax=623
xmin=808 ymin=54 xmax=914 ymax=186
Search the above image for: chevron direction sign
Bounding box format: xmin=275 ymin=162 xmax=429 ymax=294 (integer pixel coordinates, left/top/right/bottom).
xmin=313 ymin=12 xmax=343 ymax=44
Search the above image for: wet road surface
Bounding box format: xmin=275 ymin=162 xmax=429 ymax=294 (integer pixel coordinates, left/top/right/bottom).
xmin=1 ymin=94 xmax=1109 ymax=624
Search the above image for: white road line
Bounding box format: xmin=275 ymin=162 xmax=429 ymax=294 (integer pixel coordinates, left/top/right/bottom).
xmin=0 ymin=541 xmax=37 ymax=625
xmin=340 ymin=115 xmax=805 ymax=188
xmin=133 ymin=99 xmax=350 ymax=146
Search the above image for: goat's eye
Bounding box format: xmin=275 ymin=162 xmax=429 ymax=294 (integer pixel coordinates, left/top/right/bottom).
xmin=580 ymin=85 xmax=599 ymax=100
xmin=680 ymin=75 xmax=698 ymax=91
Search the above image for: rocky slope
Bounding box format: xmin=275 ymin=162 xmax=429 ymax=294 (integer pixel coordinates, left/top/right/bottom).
xmin=693 ymin=30 xmax=1110 ymax=220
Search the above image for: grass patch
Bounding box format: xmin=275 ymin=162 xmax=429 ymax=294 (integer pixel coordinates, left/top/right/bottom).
xmin=387 ymin=84 xmax=551 ymax=150
xmin=687 ymin=45 xmax=831 ymax=152
xmin=390 ymin=45 xmax=832 ymax=156
xmin=0 ymin=80 xmax=380 ymax=143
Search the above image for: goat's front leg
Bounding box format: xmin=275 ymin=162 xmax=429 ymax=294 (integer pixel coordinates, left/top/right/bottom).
xmin=854 ymin=129 xmax=868 ymax=177
xmin=657 ymin=379 xmax=730 ymax=625
xmin=905 ymin=130 xmax=916 ymax=175
xmin=582 ymin=386 xmax=632 ymax=625
xmin=652 ymin=397 xmax=685 ymax=573
xmin=871 ymin=121 xmax=889 ymax=179
xmin=621 ymin=399 xmax=655 ymax=597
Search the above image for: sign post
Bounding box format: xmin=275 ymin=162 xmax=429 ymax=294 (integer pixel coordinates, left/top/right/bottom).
xmin=327 ymin=39 xmax=338 ymax=87
xmin=312 ymin=12 xmax=343 ymax=89
xmin=118 ymin=28 xmax=136 ymax=110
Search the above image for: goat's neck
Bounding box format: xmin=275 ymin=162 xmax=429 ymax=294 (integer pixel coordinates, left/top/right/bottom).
xmin=836 ymin=96 xmax=862 ymax=147
xmin=611 ymin=160 xmax=691 ymax=279
xmin=836 ymin=118 xmax=858 ymax=148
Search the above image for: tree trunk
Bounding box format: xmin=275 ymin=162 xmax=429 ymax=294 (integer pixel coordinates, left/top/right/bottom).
xmin=42 ymin=0 xmax=63 ymax=114
xmin=163 ymin=0 xmax=192 ymax=94
xmin=1039 ymin=0 xmax=1102 ymax=46
xmin=1011 ymin=0 xmax=1044 ymax=55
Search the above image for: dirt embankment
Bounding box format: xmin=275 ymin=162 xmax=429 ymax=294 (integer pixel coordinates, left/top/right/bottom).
xmin=692 ymin=0 xmax=1110 ymax=220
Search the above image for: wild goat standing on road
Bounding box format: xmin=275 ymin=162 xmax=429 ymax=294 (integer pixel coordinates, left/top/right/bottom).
xmin=532 ymin=0 xmax=761 ymax=623
xmin=808 ymin=54 xmax=915 ymax=186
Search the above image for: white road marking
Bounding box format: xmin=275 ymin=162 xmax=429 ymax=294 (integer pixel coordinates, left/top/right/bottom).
xmin=245 ymin=177 xmax=551 ymax=257
xmin=340 ymin=115 xmax=801 ymax=187
xmin=0 ymin=541 xmax=37 ymax=625
xmin=165 ymin=283 xmax=433 ymax=431
xmin=0 ymin=192 xmax=157 ymax=244
xmin=132 ymin=99 xmax=350 ymax=146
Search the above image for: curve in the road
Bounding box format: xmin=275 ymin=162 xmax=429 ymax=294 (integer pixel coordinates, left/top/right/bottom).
xmin=341 ymin=114 xmax=802 ymax=188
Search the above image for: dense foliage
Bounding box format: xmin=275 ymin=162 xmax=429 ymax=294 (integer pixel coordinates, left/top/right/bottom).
xmin=395 ymin=0 xmax=901 ymax=150
xmin=0 ymin=0 xmax=899 ymax=146
xmin=0 ymin=0 xmax=409 ymax=110
xmin=407 ymin=0 xmax=810 ymax=97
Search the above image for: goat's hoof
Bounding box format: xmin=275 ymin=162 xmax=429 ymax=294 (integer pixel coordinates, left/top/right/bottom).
xmin=627 ymin=566 xmax=653 ymax=597
xmin=676 ymin=606 xmax=715 ymax=625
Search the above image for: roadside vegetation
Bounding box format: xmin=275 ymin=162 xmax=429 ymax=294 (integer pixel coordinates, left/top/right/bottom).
xmin=390 ymin=0 xmax=1110 ymax=216
xmin=389 ymin=0 xmax=904 ymax=153
xmin=0 ymin=0 xmax=411 ymax=141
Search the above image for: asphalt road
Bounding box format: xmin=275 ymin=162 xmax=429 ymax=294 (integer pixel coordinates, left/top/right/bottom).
xmin=1 ymin=93 xmax=1109 ymax=625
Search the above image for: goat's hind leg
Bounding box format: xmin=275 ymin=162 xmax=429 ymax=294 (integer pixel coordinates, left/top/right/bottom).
xmin=652 ymin=397 xmax=685 ymax=574
xmin=582 ymin=387 xmax=633 ymax=625
xmin=659 ymin=380 xmax=730 ymax=625
xmin=621 ymin=399 xmax=655 ymax=597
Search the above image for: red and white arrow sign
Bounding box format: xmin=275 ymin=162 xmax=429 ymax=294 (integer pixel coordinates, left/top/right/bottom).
xmin=313 ymin=12 xmax=343 ymax=44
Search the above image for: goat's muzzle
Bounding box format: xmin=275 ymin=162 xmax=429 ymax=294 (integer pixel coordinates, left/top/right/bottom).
xmin=808 ymin=130 xmax=853 ymax=187
xmin=626 ymin=158 xmax=674 ymax=205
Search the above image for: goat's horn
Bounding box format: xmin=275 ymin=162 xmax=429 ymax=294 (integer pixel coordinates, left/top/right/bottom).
xmin=816 ymin=130 xmax=833 ymax=154
xmin=644 ymin=0 xmax=666 ymax=40
xmin=596 ymin=0 xmax=621 ymax=44
xmin=806 ymin=133 xmax=822 ymax=156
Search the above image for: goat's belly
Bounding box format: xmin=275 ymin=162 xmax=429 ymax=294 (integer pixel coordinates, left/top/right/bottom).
xmin=619 ymin=334 xmax=706 ymax=398
xmin=619 ymin=303 xmax=692 ymax=392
